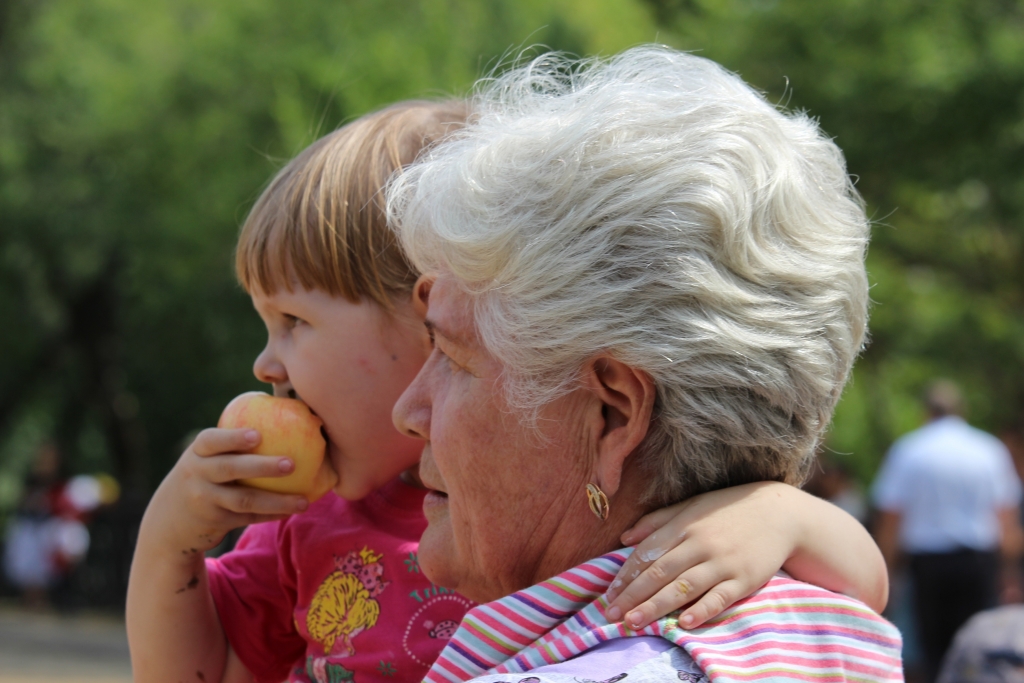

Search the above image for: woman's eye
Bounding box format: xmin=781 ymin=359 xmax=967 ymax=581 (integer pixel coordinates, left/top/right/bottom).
xmin=439 ymin=348 xmax=471 ymax=376
xmin=431 ymin=345 xmax=462 ymax=374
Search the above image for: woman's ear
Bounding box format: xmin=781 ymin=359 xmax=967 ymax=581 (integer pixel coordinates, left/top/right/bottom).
xmin=399 ymin=273 xmax=437 ymax=358
xmin=581 ymin=355 xmax=656 ymax=496
xmin=412 ymin=273 xmax=435 ymax=319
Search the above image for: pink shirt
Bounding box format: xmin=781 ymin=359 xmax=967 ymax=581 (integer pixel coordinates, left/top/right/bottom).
xmin=207 ymin=478 xmax=474 ymax=683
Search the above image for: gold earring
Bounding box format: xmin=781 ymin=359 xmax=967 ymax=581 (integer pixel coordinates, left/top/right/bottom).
xmin=586 ymin=483 xmax=610 ymax=521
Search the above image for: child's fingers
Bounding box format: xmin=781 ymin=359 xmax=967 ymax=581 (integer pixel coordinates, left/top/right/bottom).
xmin=210 ymin=485 xmax=308 ymax=517
xmin=613 ymin=562 xmax=720 ymax=629
xmin=677 ymin=578 xmax=747 ymax=629
xmin=230 ymin=512 xmax=296 ymax=527
xmin=608 ymin=524 xmax=699 ymax=606
xmin=191 ymin=427 xmax=260 ymax=457
xmin=607 ymin=544 xmax=697 ymax=611
xmin=619 ymin=504 xmax=683 ymax=547
xmin=200 ymin=453 xmax=295 ymax=484
xmin=620 ymin=497 xmax=700 ymax=547
xmin=200 ymin=511 xmax=297 ymax=541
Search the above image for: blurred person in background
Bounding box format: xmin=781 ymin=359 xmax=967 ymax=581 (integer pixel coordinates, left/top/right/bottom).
xmin=873 ymin=380 xmax=1024 ymax=682
xmin=2 ymin=441 xmax=112 ymax=609
xmin=3 ymin=441 xmax=63 ymax=608
xmin=937 ymin=605 xmax=1024 ymax=683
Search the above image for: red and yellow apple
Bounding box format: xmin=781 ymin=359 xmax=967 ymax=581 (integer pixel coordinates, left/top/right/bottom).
xmin=217 ymin=391 xmax=338 ymax=502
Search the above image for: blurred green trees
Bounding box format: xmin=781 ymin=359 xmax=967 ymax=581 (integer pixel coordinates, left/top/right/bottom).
xmin=1 ymin=0 xmax=1022 ymax=502
xmin=0 ymin=0 xmax=654 ymax=501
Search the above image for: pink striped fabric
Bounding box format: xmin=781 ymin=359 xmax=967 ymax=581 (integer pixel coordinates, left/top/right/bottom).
xmin=426 ymin=550 xmax=903 ymax=683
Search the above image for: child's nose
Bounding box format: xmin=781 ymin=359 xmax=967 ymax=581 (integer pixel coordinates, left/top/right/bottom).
xmin=253 ymin=345 xmax=288 ymax=386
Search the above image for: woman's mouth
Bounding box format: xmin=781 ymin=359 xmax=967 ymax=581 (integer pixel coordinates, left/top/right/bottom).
xmin=424 ymin=490 xmax=449 ymax=507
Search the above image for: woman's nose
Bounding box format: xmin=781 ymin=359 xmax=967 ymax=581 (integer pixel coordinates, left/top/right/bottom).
xmin=393 ymin=369 xmax=431 ymax=441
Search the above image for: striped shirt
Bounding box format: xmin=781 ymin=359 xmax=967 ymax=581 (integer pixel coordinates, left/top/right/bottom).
xmin=426 ymin=549 xmax=903 ymax=683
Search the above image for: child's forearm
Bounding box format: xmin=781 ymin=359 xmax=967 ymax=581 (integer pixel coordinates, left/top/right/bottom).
xmin=126 ymin=517 xmax=230 ymax=683
xmin=783 ymin=494 xmax=888 ymax=612
xmin=127 ymin=427 xmax=298 ymax=682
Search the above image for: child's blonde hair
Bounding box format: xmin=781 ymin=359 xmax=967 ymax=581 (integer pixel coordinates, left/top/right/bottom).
xmin=236 ymin=100 xmax=469 ymax=308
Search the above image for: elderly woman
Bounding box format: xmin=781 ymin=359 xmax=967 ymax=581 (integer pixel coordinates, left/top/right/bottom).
xmin=389 ymin=47 xmax=902 ymax=683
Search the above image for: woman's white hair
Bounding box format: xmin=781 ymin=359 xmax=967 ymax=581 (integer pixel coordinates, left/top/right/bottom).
xmin=388 ymin=46 xmax=870 ymax=505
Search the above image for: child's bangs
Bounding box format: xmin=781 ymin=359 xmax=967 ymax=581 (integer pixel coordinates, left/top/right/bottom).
xmin=235 ymin=100 xmax=469 ymax=307
xmin=235 ymin=133 xmax=410 ymax=306
xmin=235 ymin=156 xmax=352 ymax=301
xmin=235 ymin=191 xmax=333 ymax=298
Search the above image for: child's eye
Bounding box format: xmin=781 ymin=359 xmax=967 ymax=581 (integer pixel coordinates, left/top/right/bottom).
xmin=283 ymin=314 xmax=305 ymax=329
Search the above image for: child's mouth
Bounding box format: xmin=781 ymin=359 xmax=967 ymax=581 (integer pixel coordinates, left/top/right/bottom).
xmin=291 ymin=396 xmax=331 ymax=449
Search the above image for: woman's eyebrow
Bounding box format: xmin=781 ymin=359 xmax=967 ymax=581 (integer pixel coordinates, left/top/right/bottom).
xmin=424 ymin=318 xmax=469 ymax=348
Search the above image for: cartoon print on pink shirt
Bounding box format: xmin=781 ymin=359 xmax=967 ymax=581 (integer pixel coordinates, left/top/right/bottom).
xmin=403 ymin=592 xmax=474 ymax=667
xmin=306 ymin=547 xmax=391 ymax=658
xmin=303 ymin=656 xmax=354 ymax=683
xmin=402 ymin=554 xmax=474 ymax=668
xmin=428 ymin=619 xmax=459 ymax=639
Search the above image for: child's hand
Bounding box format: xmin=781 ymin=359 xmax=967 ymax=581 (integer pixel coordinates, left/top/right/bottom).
xmin=604 ymin=482 xmax=795 ymax=630
xmin=143 ymin=428 xmax=310 ymax=556
xmin=604 ymin=481 xmax=887 ymax=630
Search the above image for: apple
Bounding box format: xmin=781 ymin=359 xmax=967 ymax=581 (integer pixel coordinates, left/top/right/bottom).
xmin=217 ymin=391 xmax=338 ymax=502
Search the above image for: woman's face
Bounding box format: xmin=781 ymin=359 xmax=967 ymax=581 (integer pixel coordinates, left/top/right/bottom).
xmin=392 ymin=274 xmax=599 ymax=603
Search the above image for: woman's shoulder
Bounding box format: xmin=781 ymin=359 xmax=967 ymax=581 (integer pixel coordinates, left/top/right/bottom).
xmin=672 ymin=576 xmax=902 ymax=682
xmin=469 ymin=637 xmax=706 ymax=683
xmin=714 ymin=574 xmax=899 ymax=631
xmin=696 ymin=575 xmax=903 ymax=648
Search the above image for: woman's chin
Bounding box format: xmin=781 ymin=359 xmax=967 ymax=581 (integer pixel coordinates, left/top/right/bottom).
xmin=417 ymin=514 xmax=461 ymax=591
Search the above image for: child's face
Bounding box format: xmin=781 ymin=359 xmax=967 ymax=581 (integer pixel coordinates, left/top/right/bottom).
xmin=250 ymin=286 xmax=430 ymax=500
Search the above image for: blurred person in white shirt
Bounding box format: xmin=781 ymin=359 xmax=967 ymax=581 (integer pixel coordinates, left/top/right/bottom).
xmin=873 ymin=380 xmax=1024 ymax=682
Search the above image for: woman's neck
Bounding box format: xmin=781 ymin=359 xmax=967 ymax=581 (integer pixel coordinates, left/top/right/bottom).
xmin=524 ymin=464 xmax=652 ymax=596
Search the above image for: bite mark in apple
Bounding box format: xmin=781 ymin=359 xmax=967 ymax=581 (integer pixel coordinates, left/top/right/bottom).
xmin=218 ymin=392 xmax=338 ymax=502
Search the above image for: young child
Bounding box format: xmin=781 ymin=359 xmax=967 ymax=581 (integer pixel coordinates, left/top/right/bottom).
xmin=126 ymin=100 xmax=888 ymax=683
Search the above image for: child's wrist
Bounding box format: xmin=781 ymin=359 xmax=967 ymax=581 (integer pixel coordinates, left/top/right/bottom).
xmin=138 ymin=514 xmax=219 ymax=568
xmin=770 ymin=483 xmax=809 ymax=561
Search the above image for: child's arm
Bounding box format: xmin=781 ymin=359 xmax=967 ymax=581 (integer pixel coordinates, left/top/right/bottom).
xmin=603 ymin=481 xmax=887 ymax=630
xmin=126 ymin=428 xmax=307 ymax=683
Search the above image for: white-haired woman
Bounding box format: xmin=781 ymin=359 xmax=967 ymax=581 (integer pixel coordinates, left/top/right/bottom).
xmin=390 ymin=47 xmax=902 ymax=683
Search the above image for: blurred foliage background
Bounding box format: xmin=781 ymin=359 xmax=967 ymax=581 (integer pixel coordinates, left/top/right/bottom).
xmin=1 ymin=0 xmax=1022 ymax=558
